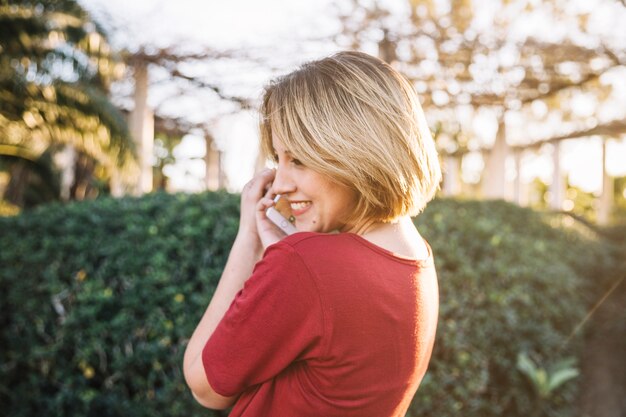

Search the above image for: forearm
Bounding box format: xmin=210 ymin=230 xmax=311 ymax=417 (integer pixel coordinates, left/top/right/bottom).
xmin=183 ymin=168 xmax=276 ymax=407
xmin=184 ymin=232 xmax=262 ymax=369
xmin=183 ymin=232 xmax=263 ymax=399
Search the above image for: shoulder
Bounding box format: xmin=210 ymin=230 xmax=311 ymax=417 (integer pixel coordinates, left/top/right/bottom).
xmin=270 ymin=232 xmax=354 ymax=256
xmin=263 ymin=232 xmax=369 ymax=271
xmin=255 ymin=233 xmax=337 ymax=275
xmin=267 ymin=231 xmax=434 ymax=268
xmin=244 ymin=235 xmax=327 ymax=299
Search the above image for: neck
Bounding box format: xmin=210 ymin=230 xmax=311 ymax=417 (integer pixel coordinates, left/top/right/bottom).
xmin=347 ymin=216 xmax=415 ymax=237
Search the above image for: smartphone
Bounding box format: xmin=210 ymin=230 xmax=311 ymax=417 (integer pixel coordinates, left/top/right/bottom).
xmin=265 ymin=195 xmax=297 ymax=235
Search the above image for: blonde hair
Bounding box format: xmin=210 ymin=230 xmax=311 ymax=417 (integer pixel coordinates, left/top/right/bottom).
xmin=259 ymin=51 xmax=441 ymax=226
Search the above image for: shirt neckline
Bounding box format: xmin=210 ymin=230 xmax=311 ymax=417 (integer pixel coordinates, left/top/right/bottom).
xmin=345 ymin=233 xmax=434 ymax=266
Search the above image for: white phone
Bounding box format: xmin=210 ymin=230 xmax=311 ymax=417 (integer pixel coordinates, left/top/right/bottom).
xmin=265 ymin=195 xmax=297 ymax=235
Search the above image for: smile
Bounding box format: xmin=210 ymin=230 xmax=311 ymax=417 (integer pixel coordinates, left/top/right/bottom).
xmin=290 ymin=201 xmax=312 ymax=214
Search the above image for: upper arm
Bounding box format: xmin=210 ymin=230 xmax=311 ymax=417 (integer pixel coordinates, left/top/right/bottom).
xmin=201 ymin=243 xmax=325 ymax=396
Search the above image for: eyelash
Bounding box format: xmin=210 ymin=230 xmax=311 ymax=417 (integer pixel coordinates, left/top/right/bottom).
xmin=272 ymin=154 xmax=303 ymax=166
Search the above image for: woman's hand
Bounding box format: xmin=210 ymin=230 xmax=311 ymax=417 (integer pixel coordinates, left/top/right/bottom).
xmin=240 ymin=168 xmax=290 ymax=250
xmin=255 ymin=189 xmax=290 ymax=249
xmin=239 ymin=168 xmax=276 ymax=241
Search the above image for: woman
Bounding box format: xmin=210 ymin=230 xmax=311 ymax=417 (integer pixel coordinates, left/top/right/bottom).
xmin=183 ymin=51 xmax=441 ymax=416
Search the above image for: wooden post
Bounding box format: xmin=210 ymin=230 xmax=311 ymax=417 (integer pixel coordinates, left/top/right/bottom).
xmin=129 ymin=61 xmax=154 ymax=195
xmin=55 ymin=145 xmax=76 ymax=201
xmin=110 ymin=169 xmax=124 ymax=197
xmin=549 ymin=141 xmax=565 ymax=210
xmin=442 ymin=155 xmax=461 ymax=196
xmin=378 ymin=30 xmax=397 ymax=64
xmin=513 ymin=148 xmax=522 ymax=205
xmin=205 ymin=134 xmax=221 ymax=191
xmin=219 ymin=153 xmax=227 ymax=190
xmin=482 ymin=116 xmax=508 ymax=199
xmin=598 ymin=138 xmax=613 ymax=225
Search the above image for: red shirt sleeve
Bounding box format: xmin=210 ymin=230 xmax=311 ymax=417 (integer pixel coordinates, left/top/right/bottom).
xmin=202 ymin=241 xmax=325 ymax=397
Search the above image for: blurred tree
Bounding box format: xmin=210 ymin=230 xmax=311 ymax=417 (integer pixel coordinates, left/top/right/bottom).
xmin=0 ymin=0 xmax=137 ymax=207
xmin=334 ymin=0 xmax=626 ymax=209
xmin=117 ymin=46 xmax=255 ymax=194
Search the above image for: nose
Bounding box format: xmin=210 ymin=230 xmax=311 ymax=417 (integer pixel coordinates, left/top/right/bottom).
xmin=271 ymin=165 xmax=296 ymax=196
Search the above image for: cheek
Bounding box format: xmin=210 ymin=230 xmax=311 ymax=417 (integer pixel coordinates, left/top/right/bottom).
xmin=328 ymin=191 xmax=356 ymax=220
xmin=335 ymin=187 xmax=357 ymax=210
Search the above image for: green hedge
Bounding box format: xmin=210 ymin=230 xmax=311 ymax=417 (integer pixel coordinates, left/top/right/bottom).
xmin=1 ymin=192 xmax=239 ymax=417
xmin=0 ymin=193 xmax=615 ymax=416
xmin=411 ymin=199 xmax=615 ymax=417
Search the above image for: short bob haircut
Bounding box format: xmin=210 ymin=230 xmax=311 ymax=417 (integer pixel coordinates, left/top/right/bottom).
xmin=260 ymin=51 xmax=441 ymax=226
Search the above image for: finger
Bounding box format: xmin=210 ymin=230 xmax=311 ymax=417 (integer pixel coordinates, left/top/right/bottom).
xmin=261 ymin=168 xmax=275 ymax=188
xmin=255 ymin=168 xmax=275 ymax=180
xmin=256 ymin=197 xmax=276 ymax=213
xmin=264 ymin=185 xmax=275 ymax=199
xmin=245 ymin=169 xmax=276 ymax=196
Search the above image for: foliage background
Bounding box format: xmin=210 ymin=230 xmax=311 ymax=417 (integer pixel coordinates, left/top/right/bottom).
xmin=0 ymin=193 xmax=622 ymax=416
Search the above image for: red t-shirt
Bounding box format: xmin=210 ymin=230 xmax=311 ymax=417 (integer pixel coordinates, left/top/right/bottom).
xmin=202 ymin=232 xmax=438 ymax=417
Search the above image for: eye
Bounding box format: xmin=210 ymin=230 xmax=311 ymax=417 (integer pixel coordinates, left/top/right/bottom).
xmin=291 ymin=158 xmax=303 ymax=166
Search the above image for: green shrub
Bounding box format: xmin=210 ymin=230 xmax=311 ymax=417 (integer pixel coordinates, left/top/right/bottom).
xmin=0 ymin=194 xmax=614 ymax=416
xmin=411 ymin=199 xmax=612 ymax=417
xmin=1 ymin=192 xmax=239 ymax=417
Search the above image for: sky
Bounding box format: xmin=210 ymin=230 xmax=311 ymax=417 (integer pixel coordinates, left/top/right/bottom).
xmin=80 ymin=0 xmax=626 ymax=195
xmin=82 ymin=0 xmax=336 ymax=49
xmin=81 ymin=0 xmax=341 ymax=191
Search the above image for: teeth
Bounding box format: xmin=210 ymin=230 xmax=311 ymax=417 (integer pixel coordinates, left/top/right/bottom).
xmin=290 ymin=201 xmax=311 ymax=210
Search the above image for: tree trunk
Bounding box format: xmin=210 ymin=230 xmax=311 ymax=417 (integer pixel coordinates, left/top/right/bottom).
xmin=70 ymin=153 xmax=97 ymax=200
xmin=4 ymin=159 xmax=30 ymax=207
